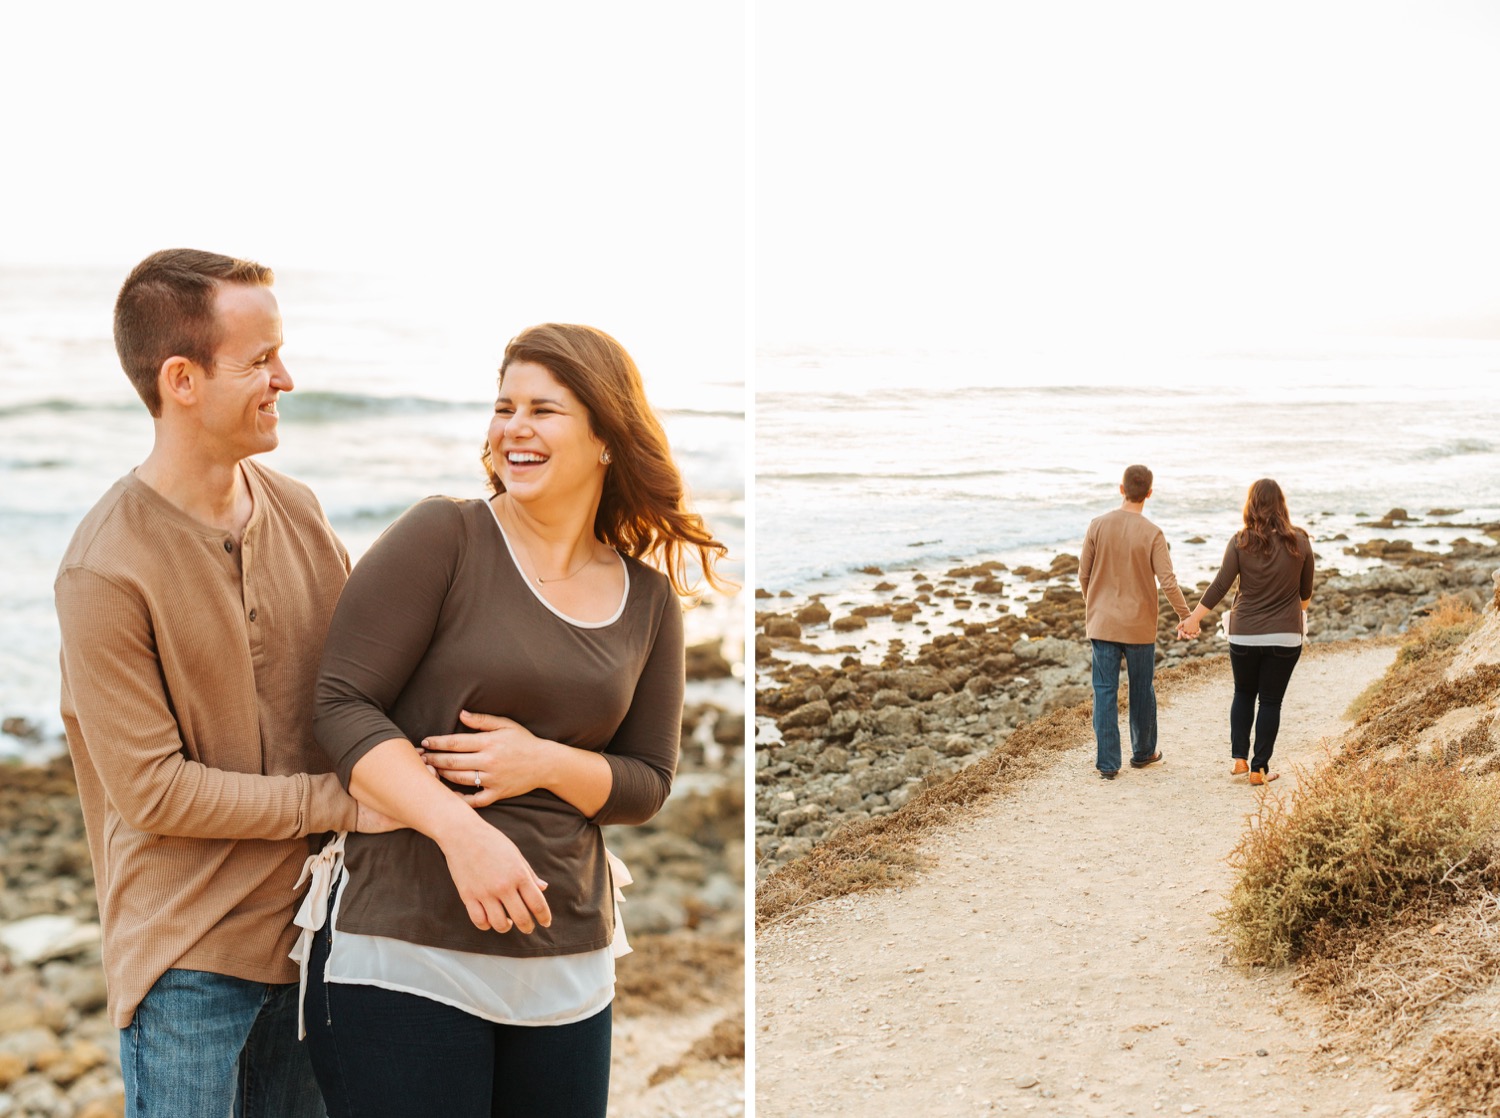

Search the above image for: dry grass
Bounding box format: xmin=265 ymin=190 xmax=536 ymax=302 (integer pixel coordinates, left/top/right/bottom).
xmin=614 ymin=933 xmax=743 ymax=1016
xmin=1344 ymin=597 xmax=1481 ymax=726
xmin=756 ymin=655 xmax=1234 ymax=926
xmin=1408 ymin=1028 xmax=1500 ymax=1117
xmin=1295 ymin=887 xmax=1500 ymax=1048
xmin=646 ymin=1011 xmax=745 ymax=1086
xmin=1219 ymin=757 xmax=1500 ymax=968
xmin=1219 ymin=594 xmax=1500 ymax=1118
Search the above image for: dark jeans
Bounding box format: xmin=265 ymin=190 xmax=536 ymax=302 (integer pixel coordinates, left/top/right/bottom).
xmin=304 ymin=915 xmax=612 ymax=1118
xmin=1090 ymin=639 xmax=1157 ymax=772
xmin=1229 ymin=643 xmax=1302 ymax=773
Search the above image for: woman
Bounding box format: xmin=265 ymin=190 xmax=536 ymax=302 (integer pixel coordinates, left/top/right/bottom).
xmin=1177 ymin=479 xmax=1314 ymax=785
xmin=296 ymin=324 xmax=728 ymax=1117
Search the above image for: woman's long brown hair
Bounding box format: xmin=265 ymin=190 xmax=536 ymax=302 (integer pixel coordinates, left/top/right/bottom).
xmin=481 ymin=323 xmax=731 ymax=597
xmin=1237 ymin=478 xmax=1303 ymax=558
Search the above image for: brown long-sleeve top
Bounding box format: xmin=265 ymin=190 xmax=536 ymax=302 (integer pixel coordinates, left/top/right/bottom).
xmin=55 ymin=462 xmax=358 ymax=1027
xmin=1077 ymin=508 xmax=1190 ymax=643
xmin=313 ymin=496 xmax=684 ymax=957
xmin=1200 ymin=529 xmax=1315 ymax=640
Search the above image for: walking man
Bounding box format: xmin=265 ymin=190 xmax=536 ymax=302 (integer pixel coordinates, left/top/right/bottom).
xmin=1077 ymin=464 xmax=1191 ymax=779
xmin=55 ymin=249 xmax=394 ymax=1116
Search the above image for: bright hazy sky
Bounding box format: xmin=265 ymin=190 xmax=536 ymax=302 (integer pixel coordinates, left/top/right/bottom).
xmin=2 ymin=2 xmax=746 ymax=385
xmin=757 ymin=1 xmax=1500 ymax=350
xmin=9 ymin=4 xmax=1500 ymax=361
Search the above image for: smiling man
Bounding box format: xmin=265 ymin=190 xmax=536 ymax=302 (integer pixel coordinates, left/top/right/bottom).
xmin=54 ymin=249 xmax=391 ymax=1117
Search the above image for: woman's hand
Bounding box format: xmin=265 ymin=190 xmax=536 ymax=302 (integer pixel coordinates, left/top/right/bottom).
xmin=420 ymin=711 xmax=548 ymax=807
xmin=437 ymin=821 xmax=552 ymax=934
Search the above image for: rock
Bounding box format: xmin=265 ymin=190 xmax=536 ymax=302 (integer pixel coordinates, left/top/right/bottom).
xmin=869 ymin=708 xmax=920 ymax=737
xmin=794 ymin=601 xmax=831 ymax=625
xmin=1012 ymin=637 xmax=1085 ymax=667
xmin=901 ymin=747 xmax=937 ymax=776
xmin=852 ymin=765 xmax=906 ymax=797
xmin=0 ymin=1051 xmax=26 ymax=1087
xmin=937 ymin=733 xmax=976 ymax=757
xmin=831 ymin=614 xmax=867 ymax=632
xmin=762 ymin=616 xmax=802 ymax=639
xmin=0 ymin=1026 xmax=63 ymax=1068
xmin=78 ymin=1097 xmax=127 ymax=1118
xmin=0 ymin=915 xmax=101 ymax=966
xmin=814 ymin=747 xmax=850 ymax=774
xmin=0 ymin=718 xmax=42 ymax=743
xmin=778 ymin=700 xmax=831 ymax=730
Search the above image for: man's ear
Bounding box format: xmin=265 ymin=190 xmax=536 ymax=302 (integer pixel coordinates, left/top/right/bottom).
xmin=1145 ymin=488 xmax=1153 ymax=500
xmin=157 ymin=356 xmax=200 ymax=409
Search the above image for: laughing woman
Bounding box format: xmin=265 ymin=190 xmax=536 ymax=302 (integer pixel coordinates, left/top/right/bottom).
xmin=299 ymin=324 xmax=727 ymax=1118
xmin=1177 ymin=478 xmax=1314 ymax=785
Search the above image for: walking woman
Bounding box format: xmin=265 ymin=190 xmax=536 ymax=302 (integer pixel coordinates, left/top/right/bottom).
xmin=296 ymin=323 xmax=728 ymax=1117
xmin=1177 ymin=479 xmax=1314 ymax=785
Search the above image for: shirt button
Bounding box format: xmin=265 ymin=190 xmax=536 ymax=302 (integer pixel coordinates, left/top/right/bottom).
xmin=248 ymin=609 xmax=258 ymax=622
xmin=224 ymin=540 xmax=234 ymax=553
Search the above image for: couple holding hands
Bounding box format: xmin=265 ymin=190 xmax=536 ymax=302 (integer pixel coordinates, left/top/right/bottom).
xmin=1078 ymin=465 xmax=1315 ymax=784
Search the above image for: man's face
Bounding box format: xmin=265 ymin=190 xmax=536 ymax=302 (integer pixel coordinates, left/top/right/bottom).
xmin=197 ymin=283 xmax=291 ymax=460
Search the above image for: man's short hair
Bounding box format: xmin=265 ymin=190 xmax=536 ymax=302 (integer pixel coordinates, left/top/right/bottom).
xmin=1122 ymin=464 xmax=1153 ymax=502
xmin=114 ymin=249 xmax=275 ymax=416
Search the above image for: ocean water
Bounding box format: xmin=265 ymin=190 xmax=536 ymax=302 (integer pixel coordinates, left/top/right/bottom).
xmin=0 ymin=267 xmax=745 ymax=758
xmin=756 ymin=342 xmax=1500 ymax=597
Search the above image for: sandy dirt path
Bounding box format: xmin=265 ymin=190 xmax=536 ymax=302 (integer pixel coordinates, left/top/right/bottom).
xmin=756 ymin=643 xmax=1417 ymax=1117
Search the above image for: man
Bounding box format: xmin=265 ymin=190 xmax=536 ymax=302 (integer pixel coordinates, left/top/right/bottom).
xmin=55 ymin=249 xmax=392 ymax=1117
xmin=1077 ymin=464 xmax=1190 ymax=779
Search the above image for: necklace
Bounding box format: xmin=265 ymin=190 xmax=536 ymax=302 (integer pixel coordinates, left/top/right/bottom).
xmin=499 ymin=501 xmax=595 ymax=584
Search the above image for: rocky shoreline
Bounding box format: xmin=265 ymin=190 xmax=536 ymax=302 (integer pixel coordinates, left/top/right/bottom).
xmin=0 ymin=642 xmax=743 ymax=1118
xmin=753 ymin=512 xmax=1500 ymax=881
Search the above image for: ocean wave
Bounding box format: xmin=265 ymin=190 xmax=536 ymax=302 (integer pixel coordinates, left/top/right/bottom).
xmin=756 ymin=465 xmax=1088 ymax=483
xmin=280 ymin=391 xmax=474 ymax=421
xmin=656 ymin=407 xmax=744 ymax=420
xmin=756 ymin=468 xmax=1016 ymax=483
xmin=0 ymin=398 xmax=138 ymax=418
xmin=1414 ymin=438 xmax=1495 ymax=460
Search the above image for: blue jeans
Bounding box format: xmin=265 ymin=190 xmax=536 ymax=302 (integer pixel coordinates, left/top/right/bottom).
xmin=304 ymin=911 xmax=612 ymax=1118
xmin=1091 ymin=640 xmax=1157 ymax=773
xmin=1229 ymin=642 xmax=1302 ymax=773
xmin=121 ymin=968 xmax=325 ymax=1118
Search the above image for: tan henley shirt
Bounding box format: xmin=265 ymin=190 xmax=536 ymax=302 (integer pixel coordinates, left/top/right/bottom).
xmin=55 ymin=461 xmax=359 ymax=1027
xmin=1077 ymin=507 xmax=1190 ymax=644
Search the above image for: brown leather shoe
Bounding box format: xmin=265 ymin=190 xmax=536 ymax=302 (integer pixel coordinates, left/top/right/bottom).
xmin=1248 ymin=770 xmax=1279 ymax=786
xmin=1231 ymin=759 xmax=1250 ymax=776
xmin=1130 ymin=752 xmax=1163 ymax=769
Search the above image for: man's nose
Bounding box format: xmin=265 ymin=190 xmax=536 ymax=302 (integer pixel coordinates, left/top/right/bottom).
xmin=271 ymin=358 xmax=294 ymax=392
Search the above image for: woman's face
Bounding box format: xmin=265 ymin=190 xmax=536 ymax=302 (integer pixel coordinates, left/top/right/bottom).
xmin=488 ymin=361 xmax=607 ymax=506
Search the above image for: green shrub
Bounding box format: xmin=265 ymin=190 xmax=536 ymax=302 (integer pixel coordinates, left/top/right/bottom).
xmin=1220 ymin=758 xmax=1500 ymax=967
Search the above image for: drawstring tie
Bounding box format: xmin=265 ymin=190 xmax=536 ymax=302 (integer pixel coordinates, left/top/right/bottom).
xmin=289 ymin=831 xmax=346 ymax=1039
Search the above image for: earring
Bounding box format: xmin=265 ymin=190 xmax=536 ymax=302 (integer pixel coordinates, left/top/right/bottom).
xmin=600 ymin=449 xmax=612 ymax=465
